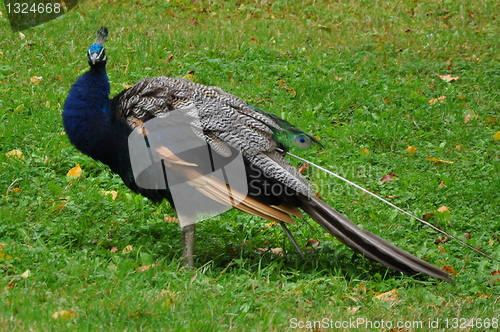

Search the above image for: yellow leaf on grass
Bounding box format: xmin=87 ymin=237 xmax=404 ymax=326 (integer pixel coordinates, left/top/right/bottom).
xmin=485 ymin=117 xmax=498 ymax=125
xmin=438 ymin=74 xmax=460 ymax=82
xmin=66 ymin=164 xmax=82 ymax=177
xmin=102 ymin=190 xmax=118 ymax=200
xmin=6 ymin=149 xmax=23 ymax=160
xmin=359 ymin=148 xmax=370 ymax=156
xmin=135 ymin=264 xmax=156 ymax=272
xmin=493 ymin=131 xmax=500 ymax=140
xmin=183 ymin=71 xmax=195 ymax=81
xmin=122 ymin=83 xmax=134 ymax=89
xmin=374 ymin=289 xmax=398 ymax=302
xmin=122 ymin=245 xmax=133 ymax=252
xmin=30 ymin=76 xmax=43 ymax=85
xmin=0 ymin=252 xmax=13 ymax=260
xmin=405 ymin=145 xmax=417 ymax=155
xmin=428 ymin=95 xmax=446 ymax=105
xmin=52 ymin=310 xmax=78 ymax=320
xmin=20 ymin=270 xmax=30 ymax=278
xmin=427 ymin=156 xmax=454 ymax=164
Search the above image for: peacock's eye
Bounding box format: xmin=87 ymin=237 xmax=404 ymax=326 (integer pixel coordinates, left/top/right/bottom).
xmin=294 ymin=134 xmax=311 ymax=149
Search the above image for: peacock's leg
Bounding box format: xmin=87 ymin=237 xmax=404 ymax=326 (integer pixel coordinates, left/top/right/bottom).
xmin=181 ymin=223 xmax=195 ymax=267
xmin=278 ymin=221 xmax=305 ymax=258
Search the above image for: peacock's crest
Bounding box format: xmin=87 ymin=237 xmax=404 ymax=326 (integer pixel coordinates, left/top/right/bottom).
xmin=87 ymin=26 xmax=108 ymax=66
xmin=94 ymin=26 xmax=108 ymax=44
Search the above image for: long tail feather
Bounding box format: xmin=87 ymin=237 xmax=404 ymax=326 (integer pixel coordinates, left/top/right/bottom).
xmin=299 ymin=196 xmax=453 ymax=282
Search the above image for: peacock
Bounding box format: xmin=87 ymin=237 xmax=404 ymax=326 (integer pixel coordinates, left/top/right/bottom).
xmin=62 ymin=27 xmax=452 ymax=282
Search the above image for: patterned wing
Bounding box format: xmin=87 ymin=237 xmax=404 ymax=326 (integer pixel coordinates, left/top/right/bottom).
xmin=113 ymin=77 xmax=312 ymax=198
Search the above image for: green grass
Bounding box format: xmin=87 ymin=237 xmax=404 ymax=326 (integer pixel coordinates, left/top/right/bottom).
xmin=1 ymin=0 xmax=499 ymax=330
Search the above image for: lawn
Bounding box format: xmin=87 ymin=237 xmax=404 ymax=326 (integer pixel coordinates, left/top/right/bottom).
xmin=0 ymin=0 xmax=499 ymax=330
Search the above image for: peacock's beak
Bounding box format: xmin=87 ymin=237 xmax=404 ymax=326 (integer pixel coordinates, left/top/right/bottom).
xmin=89 ymin=52 xmax=99 ymax=65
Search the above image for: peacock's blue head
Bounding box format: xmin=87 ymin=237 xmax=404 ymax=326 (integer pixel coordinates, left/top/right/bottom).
xmin=87 ymin=26 xmax=109 ymax=67
xmin=88 ymin=43 xmax=107 ymax=66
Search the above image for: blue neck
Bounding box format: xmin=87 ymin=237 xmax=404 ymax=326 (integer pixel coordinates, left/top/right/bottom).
xmin=63 ymin=65 xmax=112 ymax=158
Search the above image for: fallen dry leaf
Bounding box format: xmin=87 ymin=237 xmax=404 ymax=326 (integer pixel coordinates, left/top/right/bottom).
xmin=298 ymin=163 xmax=309 ymax=174
xmin=477 ymin=293 xmax=491 ymax=299
xmin=405 ymin=145 xmax=417 ymax=155
xmin=347 ymin=306 xmax=361 ymax=313
xmin=464 ymin=113 xmax=472 ymax=124
xmin=428 ymin=95 xmax=447 ymax=105
xmin=66 ymin=164 xmax=82 ymax=177
xmin=3 ymin=283 xmax=15 ymax=292
xmin=183 ymin=71 xmax=196 ymax=81
xmin=102 ymin=190 xmax=118 ymax=200
xmin=380 ymin=172 xmax=398 ymax=183
xmin=0 ymin=252 xmax=13 ymax=260
xmin=437 ymin=206 xmax=450 ymax=213
xmin=5 ymin=149 xmax=23 ymax=160
xmin=54 ymin=201 xmax=67 ymax=210
xmin=30 ymin=76 xmax=43 ymax=85
xmin=278 ymin=80 xmax=296 ymax=96
xmin=438 ymin=74 xmax=460 ymax=82
xmin=110 ymin=247 xmax=118 ymax=253
xmin=463 ymin=233 xmax=471 ymax=240
xmin=443 ymin=265 xmax=458 ymax=275
xmin=427 ymin=156 xmax=454 ymax=164
xmin=438 ymin=245 xmax=447 ymax=254
xmin=164 ymin=216 xmax=178 ymax=223
xmin=256 ymin=247 xmax=284 ymax=256
xmin=463 ymin=109 xmax=477 ymax=124
xmin=270 ymin=247 xmax=284 ymax=256
xmin=422 ymin=213 xmax=434 ymax=221
xmin=20 ymin=270 xmax=30 ymax=279
xmin=122 ymin=83 xmax=134 ymax=89
xmin=485 ymin=116 xmax=498 ymax=125
xmin=374 ymin=289 xmax=398 ymax=302
xmin=434 ymin=236 xmax=449 ymax=244
xmin=122 ymin=245 xmax=133 ymax=253
xmin=306 ymin=238 xmax=320 ymax=247
xmin=494 ymin=131 xmax=500 ymax=140
xmin=135 ymin=264 xmax=156 ymax=272
xmin=359 ymin=148 xmax=370 ymax=156
xmin=52 ymin=310 xmax=78 ymax=320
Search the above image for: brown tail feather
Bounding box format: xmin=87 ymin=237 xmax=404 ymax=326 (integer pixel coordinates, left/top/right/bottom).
xmin=299 ymin=196 xmax=453 ymax=282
